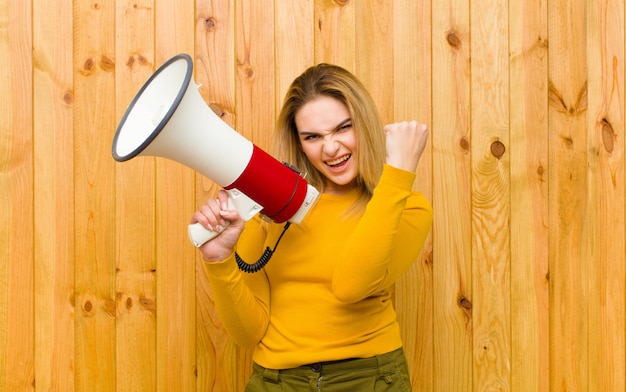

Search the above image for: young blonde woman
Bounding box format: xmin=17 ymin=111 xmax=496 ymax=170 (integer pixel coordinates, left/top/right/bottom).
xmin=191 ymin=63 xmax=432 ymax=391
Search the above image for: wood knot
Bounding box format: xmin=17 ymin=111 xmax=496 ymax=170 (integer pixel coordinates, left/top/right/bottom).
xmin=240 ymin=64 xmax=255 ymax=80
xmin=125 ymin=297 xmax=133 ymax=310
xmin=548 ymin=80 xmax=587 ymax=116
xmin=561 ymin=136 xmax=574 ymax=148
xmin=103 ymin=299 xmax=116 ymax=317
xmin=204 ymin=17 xmax=217 ymax=31
xmin=209 ymin=103 xmax=226 ymax=118
xmin=126 ymin=53 xmax=150 ymax=69
xmin=333 ymin=0 xmax=350 ymax=5
xmin=80 ymin=57 xmax=96 ymax=76
xmin=537 ymin=35 xmax=548 ymax=48
xmin=490 ymin=140 xmax=505 ymax=159
xmin=82 ymin=300 xmax=93 ymax=314
xmin=100 ymin=55 xmax=115 ymax=73
xmin=63 ymin=90 xmax=73 ymax=105
xmin=446 ymin=30 xmax=462 ymax=49
xmin=137 ymin=54 xmax=150 ymax=66
xmin=601 ymin=118 xmax=615 ymax=153
xmin=459 ymin=137 xmax=470 ymax=152
xmin=139 ymin=296 xmax=156 ymax=315
xmin=423 ymin=250 xmax=433 ymax=267
xmin=458 ymin=297 xmax=472 ymax=310
xmin=537 ymin=163 xmax=545 ymax=183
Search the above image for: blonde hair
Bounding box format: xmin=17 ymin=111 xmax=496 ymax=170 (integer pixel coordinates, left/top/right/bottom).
xmin=273 ymin=64 xmax=385 ymax=215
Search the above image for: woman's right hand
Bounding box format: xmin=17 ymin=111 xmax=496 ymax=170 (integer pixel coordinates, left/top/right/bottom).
xmin=190 ymin=190 xmax=246 ymax=262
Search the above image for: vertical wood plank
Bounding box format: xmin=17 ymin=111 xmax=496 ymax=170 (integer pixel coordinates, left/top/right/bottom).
xmin=154 ymin=0 xmax=198 ymax=390
xmin=548 ymin=0 xmax=589 ymax=390
xmin=470 ymin=0 xmax=511 ymax=389
xmin=354 ymin=0 xmax=393 ymax=123
xmin=431 ymin=0 xmax=473 ymax=390
xmin=33 ymin=0 xmax=75 ymax=389
xmin=0 ymin=0 xmax=34 ymax=389
xmin=392 ymin=1 xmax=434 ymax=390
xmin=275 ymin=0 xmax=314 ymax=107
xmin=73 ymin=0 xmax=117 ymax=390
xmin=114 ymin=1 xmax=157 ymax=391
xmin=236 ymin=0 xmax=276 ymax=150
xmin=508 ymin=0 xmax=549 ymax=390
xmin=314 ymin=0 xmax=356 ymax=71
xmin=585 ymin=0 xmax=625 ymax=390
xmin=194 ymin=0 xmax=238 ymax=390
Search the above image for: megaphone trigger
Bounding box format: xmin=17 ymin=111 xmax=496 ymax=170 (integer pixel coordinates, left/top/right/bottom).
xmin=188 ymin=188 xmax=263 ymax=247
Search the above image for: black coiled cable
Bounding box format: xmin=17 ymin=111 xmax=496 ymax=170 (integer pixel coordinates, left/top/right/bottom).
xmin=235 ymin=222 xmax=291 ymax=273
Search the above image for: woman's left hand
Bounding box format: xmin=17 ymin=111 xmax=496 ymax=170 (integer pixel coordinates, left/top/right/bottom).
xmin=384 ymin=120 xmax=429 ymax=172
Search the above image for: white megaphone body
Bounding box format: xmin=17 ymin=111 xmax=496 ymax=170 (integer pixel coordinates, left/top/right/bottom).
xmin=112 ymin=54 xmax=319 ymax=248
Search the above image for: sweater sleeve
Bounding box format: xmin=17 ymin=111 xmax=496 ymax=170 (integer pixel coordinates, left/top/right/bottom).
xmin=331 ymin=165 xmax=433 ymax=303
xmin=202 ymin=217 xmax=271 ymax=347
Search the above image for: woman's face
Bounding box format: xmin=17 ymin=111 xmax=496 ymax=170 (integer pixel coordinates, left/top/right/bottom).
xmin=295 ymin=96 xmax=358 ymax=195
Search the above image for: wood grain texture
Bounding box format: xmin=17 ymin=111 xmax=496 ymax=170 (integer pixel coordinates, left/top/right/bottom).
xmin=73 ymin=0 xmax=117 ymax=390
xmin=33 ymin=0 xmax=75 ymax=389
xmin=392 ymin=1 xmax=434 ymax=390
xmin=548 ymin=1 xmax=590 ymax=390
xmin=355 ymin=0 xmax=393 ymax=123
xmin=314 ymin=0 xmax=356 ymax=71
xmin=114 ymin=2 xmax=157 ymax=391
xmin=509 ymin=0 xmax=549 ymax=390
xmin=585 ymin=0 xmax=625 ymax=390
xmin=275 ymin=0 xmax=314 ymax=107
xmin=236 ymin=0 xmax=275 ymax=149
xmin=0 ymin=0 xmax=34 ymax=389
xmin=431 ymin=0 xmax=473 ymax=390
xmin=470 ymin=0 xmax=511 ymax=389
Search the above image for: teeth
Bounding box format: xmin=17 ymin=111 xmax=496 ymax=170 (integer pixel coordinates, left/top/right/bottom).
xmin=326 ymin=154 xmax=350 ymax=166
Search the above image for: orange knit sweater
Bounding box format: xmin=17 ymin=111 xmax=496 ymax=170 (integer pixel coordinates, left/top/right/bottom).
xmin=203 ymin=165 xmax=433 ymax=369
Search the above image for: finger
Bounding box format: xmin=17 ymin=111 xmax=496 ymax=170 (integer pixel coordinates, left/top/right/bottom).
xmin=218 ymin=208 xmax=244 ymax=230
xmin=191 ymin=210 xmax=214 ymax=230
xmin=200 ymin=199 xmax=224 ymax=229
xmin=216 ymin=190 xmax=230 ymax=210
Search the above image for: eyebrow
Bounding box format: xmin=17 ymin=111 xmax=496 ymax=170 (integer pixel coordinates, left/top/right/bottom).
xmin=298 ymin=117 xmax=352 ymax=136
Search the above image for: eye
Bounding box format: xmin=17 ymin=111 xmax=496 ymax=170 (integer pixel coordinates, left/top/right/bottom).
xmin=337 ymin=123 xmax=352 ymax=132
xmin=303 ymin=134 xmax=319 ymax=141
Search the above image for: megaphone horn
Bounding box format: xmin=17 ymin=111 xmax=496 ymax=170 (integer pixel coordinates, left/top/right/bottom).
xmin=112 ymin=54 xmax=319 ymax=250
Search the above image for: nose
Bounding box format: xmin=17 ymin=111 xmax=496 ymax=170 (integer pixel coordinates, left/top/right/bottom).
xmin=322 ymin=134 xmax=339 ymax=155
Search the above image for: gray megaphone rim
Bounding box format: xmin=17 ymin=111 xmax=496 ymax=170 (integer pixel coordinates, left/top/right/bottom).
xmin=112 ymin=53 xmax=193 ymax=162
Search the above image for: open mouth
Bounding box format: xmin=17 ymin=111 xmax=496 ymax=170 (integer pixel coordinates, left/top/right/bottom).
xmin=325 ymin=154 xmax=351 ymax=168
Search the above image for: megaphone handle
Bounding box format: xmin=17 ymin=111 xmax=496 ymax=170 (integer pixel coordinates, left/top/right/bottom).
xmin=188 ymin=221 xmax=226 ymax=247
xmin=188 ymin=189 xmax=263 ymax=247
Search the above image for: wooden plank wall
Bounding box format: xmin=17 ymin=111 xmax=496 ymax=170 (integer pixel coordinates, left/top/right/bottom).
xmin=0 ymin=0 xmax=624 ymax=391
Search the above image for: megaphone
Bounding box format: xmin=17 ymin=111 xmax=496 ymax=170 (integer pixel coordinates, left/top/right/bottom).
xmin=112 ymin=53 xmax=319 ymax=251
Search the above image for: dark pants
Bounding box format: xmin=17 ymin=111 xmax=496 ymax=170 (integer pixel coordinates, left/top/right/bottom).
xmin=245 ymin=348 xmax=412 ymax=392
